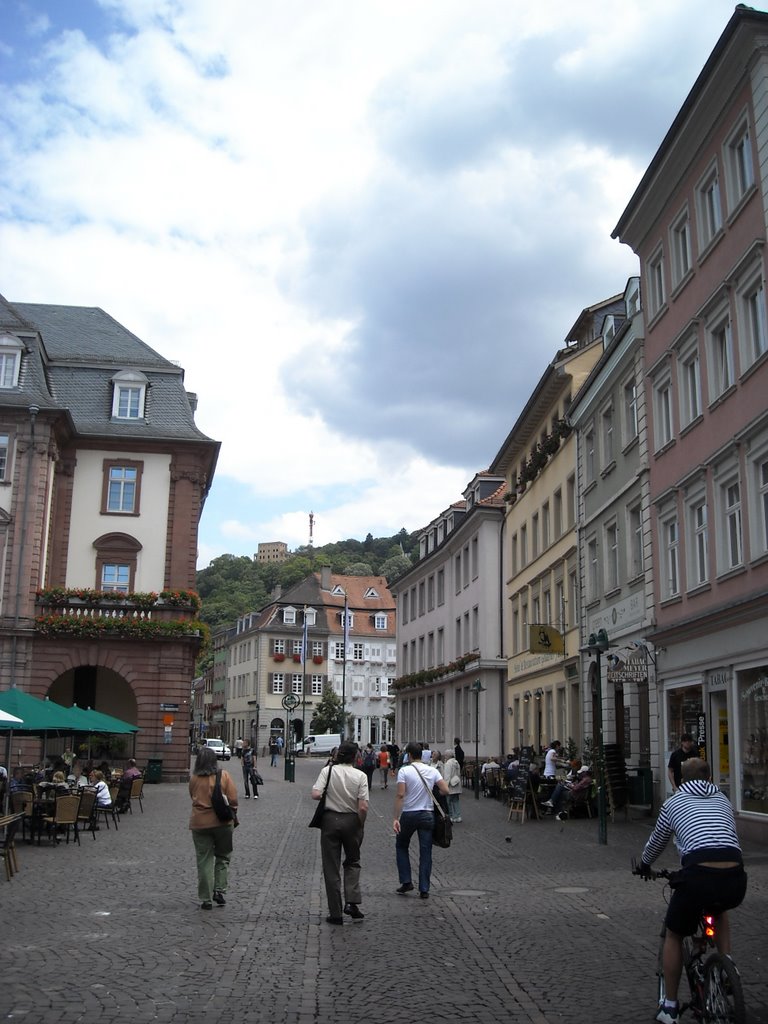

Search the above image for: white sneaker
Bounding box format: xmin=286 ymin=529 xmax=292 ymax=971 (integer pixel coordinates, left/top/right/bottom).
xmin=541 ymin=800 xmax=554 ymax=808
xmin=454 ymin=817 xmax=462 ymax=822
xmin=655 ymin=1005 xmax=679 ymax=1024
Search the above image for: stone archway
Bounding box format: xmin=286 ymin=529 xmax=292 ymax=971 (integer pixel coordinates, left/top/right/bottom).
xmin=47 ymin=665 xmax=138 ymax=724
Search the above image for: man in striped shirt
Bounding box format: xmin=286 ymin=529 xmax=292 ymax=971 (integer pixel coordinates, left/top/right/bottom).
xmin=639 ymin=758 xmax=747 ymax=1024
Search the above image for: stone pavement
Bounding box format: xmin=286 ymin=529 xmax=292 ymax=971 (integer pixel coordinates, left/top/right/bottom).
xmin=1 ymin=757 xmax=766 ymax=1024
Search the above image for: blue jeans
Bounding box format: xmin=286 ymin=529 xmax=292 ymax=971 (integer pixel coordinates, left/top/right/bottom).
xmin=396 ymin=810 xmax=434 ymax=893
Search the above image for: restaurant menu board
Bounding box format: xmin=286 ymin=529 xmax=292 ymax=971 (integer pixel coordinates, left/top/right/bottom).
xmin=510 ymin=745 xmax=535 ymax=803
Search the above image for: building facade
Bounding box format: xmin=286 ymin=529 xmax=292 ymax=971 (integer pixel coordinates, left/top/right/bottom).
xmin=0 ymin=297 xmax=218 ymax=780
xmin=490 ymin=298 xmax=617 ymax=760
xmin=222 ymin=568 xmax=396 ymax=756
xmin=613 ymin=7 xmax=768 ymax=836
xmin=391 ymin=473 xmax=506 ymax=758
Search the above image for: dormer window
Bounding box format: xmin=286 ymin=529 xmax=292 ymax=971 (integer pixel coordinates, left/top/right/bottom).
xmin=111 ymin=369 xmax=148 ymax=419
xmin=283 ymin=606 xmax=296 ymax=624
xmin=331 ymin=584 xmax=346 ymax=597
xmin=340 ymin=611 xmax=354 ymax=629
xmin=304 ymin=607 xmax=317 ymax=626
xmin=374 ymin=613 xmax=387 ymax=630
xmin=363 ymin=587 xmax=379 ymax=599
xmin=0 ymin=334 xmax=23 ymax=388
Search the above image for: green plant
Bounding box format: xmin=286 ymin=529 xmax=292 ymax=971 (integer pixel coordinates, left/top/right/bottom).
xmin=393 ymin=653 xmax=476 ymax=691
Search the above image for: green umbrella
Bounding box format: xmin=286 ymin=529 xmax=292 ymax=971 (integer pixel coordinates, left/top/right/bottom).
xmin=64 ymin=704 xmax=139 ymax=734
xmin=0 ymin=688 xmax=82 ymax=733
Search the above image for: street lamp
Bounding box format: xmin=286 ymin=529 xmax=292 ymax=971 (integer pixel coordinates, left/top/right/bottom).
xmin=587 ymin=628 xmax=610 ymax=846
xmin=472 ymin=679 xmax=485 ymax=800
xmin=534 ymin=688 xmax=543 ymax=754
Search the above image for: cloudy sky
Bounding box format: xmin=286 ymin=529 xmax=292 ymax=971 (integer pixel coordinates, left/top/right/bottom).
xmin=0 ymin=0 xmax=754 ymax=566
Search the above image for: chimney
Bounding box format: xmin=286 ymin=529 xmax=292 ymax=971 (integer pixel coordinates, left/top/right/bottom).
xmin=320 ymin=565 xmax=332 ymax=591
xmin=271 ymin=584 xmax=282 ymax=600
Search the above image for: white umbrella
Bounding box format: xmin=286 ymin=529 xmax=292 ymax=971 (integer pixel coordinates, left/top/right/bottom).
xmin=0 ymin=709 xmax=23 ymax=725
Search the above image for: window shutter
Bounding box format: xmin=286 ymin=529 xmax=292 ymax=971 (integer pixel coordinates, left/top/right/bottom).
xmin=268 ymin=672 xmax=274 ymax=693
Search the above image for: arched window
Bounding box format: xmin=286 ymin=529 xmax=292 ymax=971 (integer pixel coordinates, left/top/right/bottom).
xmin=93 ymin=532 xmax=142 ymax=592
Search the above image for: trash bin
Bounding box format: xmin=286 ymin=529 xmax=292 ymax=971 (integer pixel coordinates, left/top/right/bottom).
xmin=145 ymin=758 xmax=163 ymax=784
xmin=628 ymin=766 xmax=652 ymax=804
xmin=283 ymin=752 xmax=295 ymax=783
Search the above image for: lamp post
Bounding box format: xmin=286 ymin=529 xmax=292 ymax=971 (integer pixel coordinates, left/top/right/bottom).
xmin=587 ymin=628 xmax=610 ymax=846
xmin=471 ymin=679 xmax=485 ymax=800
xmin=534 ymin=688 xmax=543 ymax=753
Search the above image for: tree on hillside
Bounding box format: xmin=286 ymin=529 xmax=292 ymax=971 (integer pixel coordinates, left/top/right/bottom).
xmin=380 ymin=553 xmax=412 ymax=584
xmin=345 ymin=561 xmax=374 ymax=575
xmin=311 ymin=687 xmax=346 ymax=735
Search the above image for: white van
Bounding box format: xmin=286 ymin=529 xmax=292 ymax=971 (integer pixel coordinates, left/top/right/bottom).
xmin=302 ymin=733 xmax=342 ymax=756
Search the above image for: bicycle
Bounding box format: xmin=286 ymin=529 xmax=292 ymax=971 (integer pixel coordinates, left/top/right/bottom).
xmin=631 ymin=858 xmax=745 ymax=1024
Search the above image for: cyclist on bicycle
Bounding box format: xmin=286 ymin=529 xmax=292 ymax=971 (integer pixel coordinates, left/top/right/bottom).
xmin=638 ymin=757 xmax=747 ymax=1024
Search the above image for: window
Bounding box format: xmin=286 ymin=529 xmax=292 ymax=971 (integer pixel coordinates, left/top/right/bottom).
xmin=543 ymin=588 xmax=551 ymax=627
xmin=436 ymin=569 xmax=445 ymax=606
xmin=436 ymin=628 xmax=444 ymax=664
xmin=553 ymin=489 xmax=563 ymax=539
xmin=520 ymin=524 xmax=528 ymax=567
xmin=111 ymin=370 xmax=147 ymax=419
xmin=623 ymin=378 xmax=638 ymax=443
xmin=566 ymin=475 xmax=576 ymax=528
xmin=585 ymin=425 xmax=596 ymax=484
xmin=352 ymin=643 xmax=364 ymax=661
xmin=427 ymin=632 xmax=434 ymax=667
xmin=292 ymin=674 xmax=303 ymax=695
xmin=628 ymin=503 xmax=644 ymax=578
xmin=312 ymin=641 xmax=323 ymax=657
xmin=512 ymin=607 xmax=520 ymax=654
xmin=568 ymin=570 xmax=578 ymax=628
xmin=311 ymin=675 xmax=323 ymax=695
xmin=531 ymin=513 xmax=539 ymax=559
xmin=739 ymin=274 xmax=768 ymax=369
xmin=555 ymin=579 xmax=564 ymax=628
xmin=0 ymin=334 xmax=23 ymax=388
xmin=101 ymin=563 xmax=130 ymax=592
xmin=283 ymin=607 xmax=296 ymax=625
xmin=401 ymin=592 xmax=408 ymax=625
xmin=587 ymin=537 xmax=599 ymax=603
xmin=0 ymin=433 xmax=9 ymax=481
xmin=721 ymin=479 xmax=743 ymax=571
xmin=292 ymin=639 xmax=302 ymax=655
xmin=647 ymin=247 xmax=666 ymax=318
xmin=274 ymin=639 xmax=286 ymax=655
xmin=654 ymin=375 xmax=674 ymax=449
xmin=670 ymin=208 xmax=692 ymax=287
xmin=454 ymin=554 xmax=461 ymax=594
xmin=725 ymin=118 xmax=754 ymax=207
xmin=305 ymin=608 xmax=317 ymax=625
xmin=542 ymin=502 xmax=550 ymax=549
xmin=418 ymin=581 xmax=425 ymax=615
xmin=510 ymin=532 xmax=518 ymax=576
xmin=697 ymin=164 xmax=722 ymax=249
xmin=93 ymin=531 xmax=140 ymax=592
xmin=689 ymin=498 xmax=709 ymax=587
xmin=605 ymin=521 xmax=619 ymax=591
xmin=601 ymin=404 xmax=614 ymax=468
xmin=756 ymin=456 xmax=768 ymax=556
xmin=427 ymin=575 xmax=435 ymax=611
xmin=272 ymin=673 xmax=284 ymax=694
xmin=462 ymin=544 xmax=470 ymax=587
xmin=334 ymin=641 xmax=345 ymax=659
xmin=661 ymin=514 xmax=680 ymax=599
xmin=707 ymin=316 xmax=734 ymax=401
xmin=101 ymin=460 xmax=143 ymax=515
xmin=374 ymin=613 xmax=387 ymax=630
xmin=471 ymin=536 xmax=478 ymax=579
xmin=678 ymin=340 xmax=702 ymax=428
xmin=340 ymin=610 xmax=354 ymax=630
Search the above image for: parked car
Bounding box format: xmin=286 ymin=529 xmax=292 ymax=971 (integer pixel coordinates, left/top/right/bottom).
xmin=204 ymin=738 xmax=231 ymax=760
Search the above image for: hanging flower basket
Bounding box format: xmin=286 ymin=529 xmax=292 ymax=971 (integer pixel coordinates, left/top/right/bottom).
xmin=273 ymin=653 xmax=285 ymax=662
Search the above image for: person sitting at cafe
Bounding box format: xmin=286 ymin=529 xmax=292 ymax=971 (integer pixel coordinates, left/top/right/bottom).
xmin=9 ymin=766 xmax=29 ymax=794
xmin=51 ymin=771 xmax=70 ymax=796
xmin=89 ymin=770 xmax=114 ymax=808
xmin=542 ymin=765 xmax=593 ymax=820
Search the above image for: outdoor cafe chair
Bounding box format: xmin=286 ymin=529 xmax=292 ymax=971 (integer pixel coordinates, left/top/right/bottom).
xmin=76 ymin=789 xmax=98 ymax=839
xmin=10 ymin=791 xmax=35 ymax=843
xmin=41 ymin=794 xmax=81 ymax=846
xmin=1 ymin=813 xmax=22 ymax=880
xmin=128 ymin=776 xmax=144 ymax=814
xmin=95 ymin=788 xmax=120 ymax=830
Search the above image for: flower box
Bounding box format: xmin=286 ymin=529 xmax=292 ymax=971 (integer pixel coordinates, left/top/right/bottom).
xmin=273 ymin=653 xmax=285 ymax=662
xmin=312 ymin=655 xmax=323 ymax=664
xmin=292 ymin=653 xmax=302 ymax=662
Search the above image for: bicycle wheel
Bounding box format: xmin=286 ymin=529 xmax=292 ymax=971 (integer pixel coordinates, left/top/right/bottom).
xmin=703 ymin=953 xmax=745 ymax=1024
xmin=682 ymin=937 xmax=705 ymax=1018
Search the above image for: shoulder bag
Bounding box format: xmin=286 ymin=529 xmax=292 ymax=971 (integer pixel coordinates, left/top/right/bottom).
xmin=211 ymin=770 xmax=234 ymax=823
xmin=308 ymin=764 xmax=333 ymax=829
xmin=413 ymin=766 xmax=453 ymax=849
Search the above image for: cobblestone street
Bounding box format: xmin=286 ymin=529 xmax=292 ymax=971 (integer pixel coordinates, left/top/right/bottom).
xmin=1 ymin=758 xmax=766 ymax=1024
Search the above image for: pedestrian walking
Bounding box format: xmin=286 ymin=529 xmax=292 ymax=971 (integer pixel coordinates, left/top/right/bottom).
xmin=234 ymin=737 xmax=244 ymax=759
xmin=241 ymin=740 xmax=259 ymax=799
xmin=441 ymin=751 xmax=462 ymax=822
xmin=311 ymin=740 xmax=369 ymax=926
xmin=361 ymin=743 xmax=376 ymax=788
xmin=189 ymin=745 xmax=238 ymax=910
xmin=453 ymin=737 xmax=465 ymax=768
xmin=393 ymin=741 xmax=450 ymax=899
xmin=269 ymin=736 xmax=280 ymax=766
xmin=377 ymin=744 xmax=391 ymax=788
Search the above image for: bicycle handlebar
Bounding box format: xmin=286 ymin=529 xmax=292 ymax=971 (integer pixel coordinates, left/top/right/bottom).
xmin=630 ymin=856 xmax=671 ymax=880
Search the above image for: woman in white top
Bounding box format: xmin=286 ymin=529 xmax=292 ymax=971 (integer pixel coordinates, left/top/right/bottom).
xmin=393 ymin=742 xmax=449 ymax=899
xmin=89 ymin=770 xmax=113 ymax=807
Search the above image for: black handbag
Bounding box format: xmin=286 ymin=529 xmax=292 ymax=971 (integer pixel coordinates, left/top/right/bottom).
xmin=211 ymin=770 xmax=234 ymax=823
xmin=414 ymin=765 xmax=453 ymax=848
xmin=308 ymin=765 xmax=332 ymax=829
xmin=254 ymin=772 xmax=264 ymax=787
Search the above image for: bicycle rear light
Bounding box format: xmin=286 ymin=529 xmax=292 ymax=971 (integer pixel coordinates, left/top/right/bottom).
xmin=704 ymin=915 xmax=716 ymax=938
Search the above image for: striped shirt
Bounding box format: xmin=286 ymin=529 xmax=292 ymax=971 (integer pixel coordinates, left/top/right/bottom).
xmin=642 ymin=780 xmax=742 ymax=868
